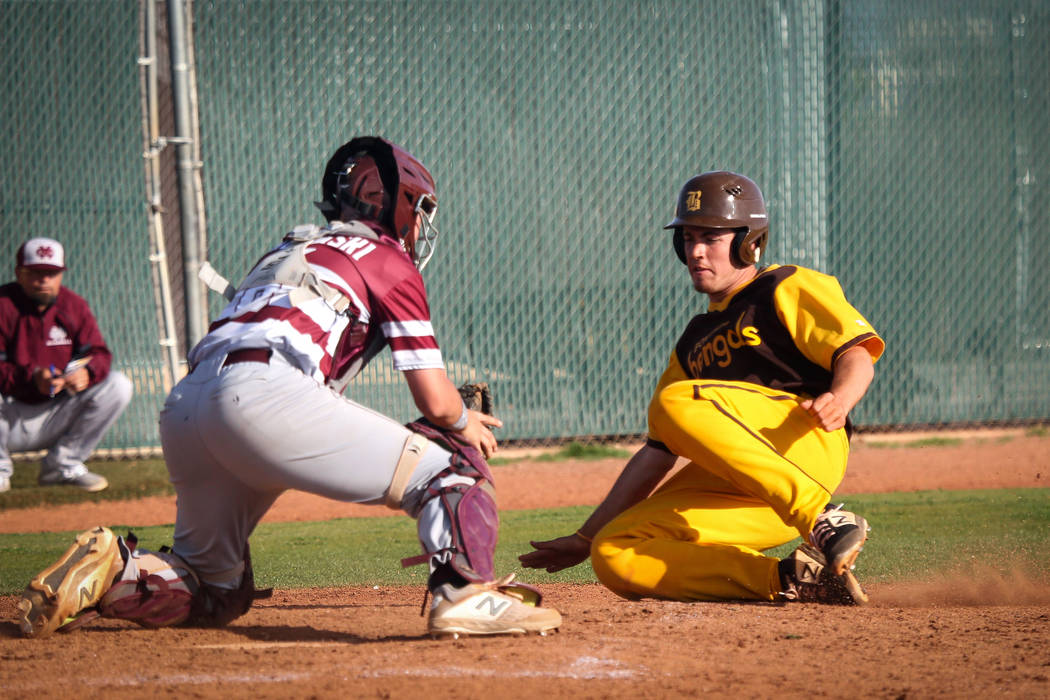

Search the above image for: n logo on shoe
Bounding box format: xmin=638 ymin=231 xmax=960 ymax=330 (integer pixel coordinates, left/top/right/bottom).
xmin=78 ymin=582 xmax=98 ymax=608
xmin=474 ymin=594 xmax=511 ymax=617
xmin=826 ymin=512 xmax=849 ymax=526
xmin=800 ymin=562 xmax=821 ymax=584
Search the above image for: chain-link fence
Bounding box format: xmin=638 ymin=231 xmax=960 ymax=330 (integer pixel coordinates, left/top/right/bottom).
xmin=0 ymin=0 xmax=164 ymax=454
xmin=2 ymin=0 xmax=1048 ymax=452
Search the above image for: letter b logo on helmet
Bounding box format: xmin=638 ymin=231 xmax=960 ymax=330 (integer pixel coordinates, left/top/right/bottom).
xmin=664 ymin=171 xmax=769 ymax=267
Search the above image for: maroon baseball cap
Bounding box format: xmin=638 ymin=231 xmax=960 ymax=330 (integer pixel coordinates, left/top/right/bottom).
xmin=16 ymin=237 xmax=66 ymax=272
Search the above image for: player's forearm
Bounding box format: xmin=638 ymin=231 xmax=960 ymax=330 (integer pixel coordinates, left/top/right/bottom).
xmin=576 ymin=445 xmax=678 ymax=539
xmin=403 ymin=367 xmax=468 ymax=428
xmin=830 ymin=346 xmax=875 ymax=414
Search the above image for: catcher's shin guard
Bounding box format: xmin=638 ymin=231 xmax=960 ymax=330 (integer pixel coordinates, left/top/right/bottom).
xmin=17 ymin=526 xmax=123 ymax=638
xmin=407 ymin=463 xmax=498 ymax=583
xmin=403 ymin=419 xmax=498 ymax=583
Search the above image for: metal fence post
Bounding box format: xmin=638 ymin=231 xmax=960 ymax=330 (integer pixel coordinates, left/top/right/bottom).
xmin=167 ymin=0 xmax=206 ymax=350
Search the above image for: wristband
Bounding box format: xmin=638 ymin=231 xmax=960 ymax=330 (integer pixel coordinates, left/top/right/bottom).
xmin=450 ymin=401 xmax=469 ymax=431
xmin=574 ymin=530 xmax=593 ymax=544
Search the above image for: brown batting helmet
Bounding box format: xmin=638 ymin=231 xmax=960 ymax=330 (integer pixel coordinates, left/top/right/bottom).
xmin=664 ymin=171 xmax=769 ymax=266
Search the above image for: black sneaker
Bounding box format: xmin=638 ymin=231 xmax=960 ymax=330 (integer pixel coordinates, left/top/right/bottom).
xmin=779 ymin=543 xmax=868 ymax=605
xmin=808 ymin=503 xmax=869 ymax=576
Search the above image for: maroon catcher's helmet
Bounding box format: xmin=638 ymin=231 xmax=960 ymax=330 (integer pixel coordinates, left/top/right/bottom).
xmin=664 ymin=171 xmax=769 ymax=267
xmin=317 ymin=136 xmax=439 ymax=270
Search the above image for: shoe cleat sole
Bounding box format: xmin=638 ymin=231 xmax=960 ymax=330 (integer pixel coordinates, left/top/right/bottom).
xmin=16 ymin=593 xmax=45 ymax=637
xmin=432 ymin=631 xmax=461 ymax=640
xmin=829 ymin=522 xmax=869 ymax=576
xmin=832 ymin=545 xmax=863 ymax=576
xmin=840 ymin=570 xmax=869 ymax=605
xmin=430 ymin=625 xmax=559 ymax=639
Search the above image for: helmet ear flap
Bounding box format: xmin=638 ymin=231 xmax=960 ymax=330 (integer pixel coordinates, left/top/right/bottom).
xmin=730 ymin=229 xmax=748 ymax=267
xmin=734 ymin=228 xmax=767 ymax=267
xmin=673 ymin=228 xmax=686 ymax=264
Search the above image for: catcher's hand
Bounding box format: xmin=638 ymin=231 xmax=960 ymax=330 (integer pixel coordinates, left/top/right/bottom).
xmin=458 ymin=381 xmax=494 ymax=416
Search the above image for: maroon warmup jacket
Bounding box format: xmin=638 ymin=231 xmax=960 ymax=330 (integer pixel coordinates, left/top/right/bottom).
xmin=0 ymin=282 xmax=113 ymax=404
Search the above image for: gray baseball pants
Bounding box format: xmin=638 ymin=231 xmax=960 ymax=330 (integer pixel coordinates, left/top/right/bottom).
xmin=159 ymin=351 xmax=461 ymax=588
xmin=0 ymin=371 xmax=134 ymax=480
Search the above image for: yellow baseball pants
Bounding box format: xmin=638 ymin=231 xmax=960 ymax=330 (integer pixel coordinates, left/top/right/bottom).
xmin=591 ymin=380 xmax=850 ymax=602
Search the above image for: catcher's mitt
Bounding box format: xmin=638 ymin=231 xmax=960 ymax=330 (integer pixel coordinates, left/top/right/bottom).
xmin=458 ymin=382 xmax=493 ymax=415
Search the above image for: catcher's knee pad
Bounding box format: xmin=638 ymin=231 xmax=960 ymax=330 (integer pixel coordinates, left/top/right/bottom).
xmin=97 ymin=534 xmax=200 ymax=628
xmin=403 ymin=420 xmax=498 ymax=583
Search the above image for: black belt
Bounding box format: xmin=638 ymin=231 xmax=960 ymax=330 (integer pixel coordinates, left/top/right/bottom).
xmin=222 ymin=348 xmax=272 ymax=367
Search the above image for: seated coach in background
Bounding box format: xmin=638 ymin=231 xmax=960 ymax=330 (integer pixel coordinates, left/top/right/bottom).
xmin=0 ymin=237 xmax=133 ymax=493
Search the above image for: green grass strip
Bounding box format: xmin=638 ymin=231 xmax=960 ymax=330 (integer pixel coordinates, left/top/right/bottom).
xmin=2 ymin=488 xmax=1048 ymax=595
xmin=489 ymin=441 xmax=632 ymax=466
xmin=0 ymin=459 xmax=174 ymax=510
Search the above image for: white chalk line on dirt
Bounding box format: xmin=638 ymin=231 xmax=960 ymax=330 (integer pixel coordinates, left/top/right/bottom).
xmin=2 ymin=670 xmax=316 ymax=693
xmin=3 ymin=653 xmax=647 ymax=693
xmin=359 ymin=656 xmax=646 ymax=681
xmin=198 ymin=644 xmax=647 ymax=680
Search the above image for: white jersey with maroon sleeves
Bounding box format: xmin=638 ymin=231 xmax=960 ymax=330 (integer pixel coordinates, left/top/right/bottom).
xmin=188 ymin=221 xmax=443 ymax=391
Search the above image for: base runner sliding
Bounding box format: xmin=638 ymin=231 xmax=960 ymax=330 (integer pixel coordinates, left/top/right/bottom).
xmin=521 ymin=171 xmax=884 ymax=605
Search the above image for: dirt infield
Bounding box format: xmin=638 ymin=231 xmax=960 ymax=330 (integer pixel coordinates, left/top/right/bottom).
xmin=2 ymin=431 xmax=1049 ymax=698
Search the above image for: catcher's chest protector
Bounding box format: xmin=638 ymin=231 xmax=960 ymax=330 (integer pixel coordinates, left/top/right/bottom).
xmin=235 ymin=221 xmax=380 ymax=315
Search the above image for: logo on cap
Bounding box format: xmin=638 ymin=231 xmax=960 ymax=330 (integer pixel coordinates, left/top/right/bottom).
xmin=17 ymin=237 xmax=66 ymax=270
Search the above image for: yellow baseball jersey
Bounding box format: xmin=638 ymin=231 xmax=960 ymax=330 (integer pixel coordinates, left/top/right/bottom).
xmin=648 ymin=264 xmax=884 ymax=445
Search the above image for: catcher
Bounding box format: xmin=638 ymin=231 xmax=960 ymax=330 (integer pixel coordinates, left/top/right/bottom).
xmin=18 ymin=136 xmax=560 ymax=638
xmin=520 ymin=171 xmax=884 ymax=604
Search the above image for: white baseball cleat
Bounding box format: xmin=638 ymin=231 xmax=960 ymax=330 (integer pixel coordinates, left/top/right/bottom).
xmin=427 ymin=574 xmax=562 ymax=638
xmin=17 ymin=526 xmax=123 ymax=638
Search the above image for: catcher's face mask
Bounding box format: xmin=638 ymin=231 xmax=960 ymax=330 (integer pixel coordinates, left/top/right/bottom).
xmin=409 ymin=193 xmax=439 ymax=272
